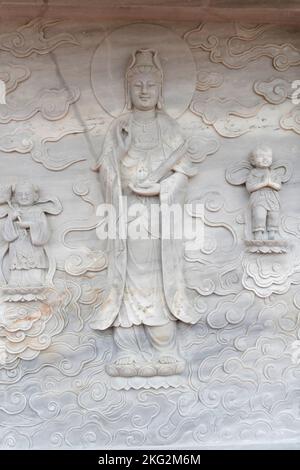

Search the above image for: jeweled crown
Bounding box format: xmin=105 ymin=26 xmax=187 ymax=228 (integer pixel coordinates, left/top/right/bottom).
xmin=126 ymin=49 xmax=163 ymax=79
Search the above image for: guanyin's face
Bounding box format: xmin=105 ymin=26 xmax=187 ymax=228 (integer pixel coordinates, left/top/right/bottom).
xmin=129 ymin=72 xmax=160 ymax=111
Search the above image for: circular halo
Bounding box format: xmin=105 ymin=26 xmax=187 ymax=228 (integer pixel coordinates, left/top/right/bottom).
xmin=91 ymin=23 xmax=196 ymax=119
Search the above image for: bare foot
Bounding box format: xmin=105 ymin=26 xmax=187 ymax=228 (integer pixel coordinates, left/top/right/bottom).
xmin=268 ymin=230 xmax=277 ymax=240
xmin=114 ymin=356 xmax=137 ymax=366
xmin=158 ymin=355 xmax=181 ymax=364
xmin=254 ymin=230 xmax=264 ymax=241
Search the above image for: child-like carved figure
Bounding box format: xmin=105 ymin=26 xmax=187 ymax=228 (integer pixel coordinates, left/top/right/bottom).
xmin=246 ymin=146 xmax=282 ymax=240
xmin=226 ymin=145 xmax=291 ymax=244
xmin=0 ymin=181 xmax=62 ymax=299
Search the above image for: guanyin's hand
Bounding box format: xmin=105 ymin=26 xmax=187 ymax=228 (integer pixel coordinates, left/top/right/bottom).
xmin=129 ymin=181 xmax=160 ymax=196
xmin=117 ymin=120 xmax=131 ymax=153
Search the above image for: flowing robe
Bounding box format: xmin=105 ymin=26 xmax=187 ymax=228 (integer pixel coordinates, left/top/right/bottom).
xmin=91 ymin=111 xmax=200 ymax=330
xmin=246 ymin=167 xmax=281 ymax=212
xmin=2 ymin=206 xmax=49 ymax=287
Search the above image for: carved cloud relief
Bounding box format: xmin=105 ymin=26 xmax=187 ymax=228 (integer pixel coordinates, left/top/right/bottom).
xmin=0 ymin=17 xmax=299 ymax=449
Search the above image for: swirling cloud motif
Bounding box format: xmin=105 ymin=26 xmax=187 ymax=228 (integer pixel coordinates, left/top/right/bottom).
xmin=280 ymin=105 xmax=300 ymax=134
xmin=0 ymin=429 xmax=31 ymax=449
xmin=65 ymin=251 xmax=107 ymax=276
xmin=0 ymin=18 xmax=79 ymax=57
xmin=0 ymin=128 xmax=34 ymax=154
xmin=0 ymin=20 xmax=300 ymax=451
xmin=186 ymin=260 xmax=243 ymax=297
xmin=185 ymin=190 xmax=240 ymax=279
xmin=281 ymin=215 xmax=300 ymax=241
xmin=242 ymin=251 xmax=297 ymax=298
xmin=0 ymin=87 xmax=80 ymax=124
xmin=32 ymin=129 xmax=88 ymax=170
xmin=184 ymin=23 xmax=300 ymax=71
xmin=207 ymin=291 xmax=255 ymax=329
xmin=196 ymin=71 xmax=223 ymax=91
xmin=186 ymin=134 xmax=219 ymax=163
xmin=26 ymin=340 xmax=97 ymax=378
xmin=0 ymin=388 xmax=26 ymax=414
xmin=0 ymin=298 xmax=299 ymax=449
xmin=29 ymin=390 xmax=77 ymax=419
xmin=66 ymin=421 xmax=111 ymax=448
xmin=190 ymin=96 xmax=264 ymax=138
xmin=0 ymin=289 xmax=63 ymax=367
xmin=61 ymin=180 xmax=108 ymax=277
xmin=0 ymin=64 xmax=30 ymax=95
xmin=199 ymin=378 xmax=256 ymax=412
xmin=254 ymin=77 xmax=292 ymax=104
xmin=0 ymin=125 xmax=89 ymax=171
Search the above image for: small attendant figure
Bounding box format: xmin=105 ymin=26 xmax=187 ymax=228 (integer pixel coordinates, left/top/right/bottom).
xmin=246 ymin=146 xmax=282 ymax=241
xmin=2 ymin=181 xmax=49 ymax=289
xmin=226 ymin=145 xmax=292 ymax=251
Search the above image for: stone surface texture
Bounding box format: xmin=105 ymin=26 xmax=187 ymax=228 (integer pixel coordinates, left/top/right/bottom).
xmin=0 ymin=11 xmax=300 ymax=449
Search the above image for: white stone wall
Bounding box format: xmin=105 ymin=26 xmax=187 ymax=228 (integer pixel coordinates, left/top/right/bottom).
xmin=0 ymin=17 xmax=300 ymax=449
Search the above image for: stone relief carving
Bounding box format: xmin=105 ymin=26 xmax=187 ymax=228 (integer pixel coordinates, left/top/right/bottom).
xmin=184 ymin=190 xmax=242 ymax=297
xmin=0 ymin=181 xmax=62 ymax=300
xmin=207 ymin=291 xmax=255 ymax=330
xmin=190 ymin=96 xmax=264 ymax=138
xmin=280 ymin=105 xmax=300 ymax=134
xmin=91 ymin=48 xmax=203 ymax=383
xmin=0 ymin=18 xmax=79 ymax=57
xmin=184 ymin=23 xmax=300 ymax=71
xmin=226 ymin=146 xmax=292 ymax=251
xmin=91 ymin=23 xmax=196 ymax=119
xmin=0 ymin=64 xmax=30 ymax=95
xmin=0 ymin=87 xmax=80 ymax=124
xmin=0 ymin=181 xmax=64 ymax=367
xmin=196 ymin=71 xmax=223 ymax=91
xmin=225 ymin=147 xmax=300 ymax=297
xmin=241 ymin=251 xmax=299 ymax=298
xmin=254 ymin=77 xmax=293 ymax=104
xmin=62 ymin=178 xmax=107 ymax=280
xmin=0 ymin=125 xmax=91 ymax=171
xmin=0 ymin=17 xmax=300 ymax=449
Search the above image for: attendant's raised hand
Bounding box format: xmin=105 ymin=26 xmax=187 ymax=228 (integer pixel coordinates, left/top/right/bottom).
xmin=18 ymin=221 xmax=30 ymax=229
xmin=11 ymin=210 xmax=21 ymax=221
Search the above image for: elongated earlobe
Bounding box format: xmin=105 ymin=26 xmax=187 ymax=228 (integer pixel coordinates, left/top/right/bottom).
xmin=157 ymin=87 xmax=164 ymax=110
xmin=125 ymin=83 xmax=132 ymax=110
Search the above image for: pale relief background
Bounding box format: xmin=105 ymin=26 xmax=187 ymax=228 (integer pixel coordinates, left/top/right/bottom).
xmin=0 ymin=17 xmax=300 ymax=448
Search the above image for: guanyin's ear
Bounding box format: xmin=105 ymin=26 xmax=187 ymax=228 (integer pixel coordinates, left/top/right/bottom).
xmin=125 ymin=81 xmax=132 ymax=110
xmin=156 ymin=85 xmax=164 ymax=110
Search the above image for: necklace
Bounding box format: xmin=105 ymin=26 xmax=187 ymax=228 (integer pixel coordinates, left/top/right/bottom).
xmin=132 ymin=117 xmax=157 ymax=132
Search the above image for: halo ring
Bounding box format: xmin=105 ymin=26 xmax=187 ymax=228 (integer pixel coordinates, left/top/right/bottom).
xmin=91 ymin=23 xmax=196 ymax=119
